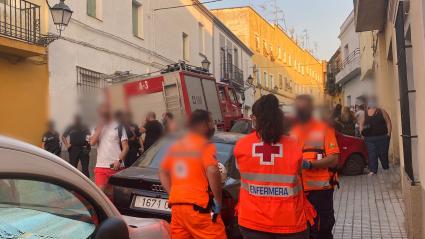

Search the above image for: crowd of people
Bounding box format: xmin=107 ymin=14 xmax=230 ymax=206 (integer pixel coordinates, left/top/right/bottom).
xmin=327 ymin=96 xmax=392 ymax=177
xmin=40 ymin=95 xmax=393 ymax=239
xmin=41 ymin=106 xmax=178 ymax=193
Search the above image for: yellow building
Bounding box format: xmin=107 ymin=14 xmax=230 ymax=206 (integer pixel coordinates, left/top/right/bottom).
xmin=211 ymin=7 xmax=324 ymax=104
xmin=0 ymin=0 xmax=49 ymax=146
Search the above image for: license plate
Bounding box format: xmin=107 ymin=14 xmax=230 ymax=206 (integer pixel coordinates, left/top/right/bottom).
xmin=133 ymin=196 xmax=171 ymax=212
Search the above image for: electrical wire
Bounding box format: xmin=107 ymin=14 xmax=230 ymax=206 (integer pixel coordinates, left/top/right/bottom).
xmin=154 ymin=0 xmax=223 ymax=11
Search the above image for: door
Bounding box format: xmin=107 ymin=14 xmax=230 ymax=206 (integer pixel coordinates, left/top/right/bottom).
xmin=227 ymin=86 xmax=241 ymax=118
xmin=218 ymin=85 xmax=231 ymax=118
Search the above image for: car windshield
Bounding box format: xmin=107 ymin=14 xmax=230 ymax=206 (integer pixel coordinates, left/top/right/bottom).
xmin=134 ymin=137 xmax=234 ymax=169
xmin=230 ymin=120 xmax=251 ymax=134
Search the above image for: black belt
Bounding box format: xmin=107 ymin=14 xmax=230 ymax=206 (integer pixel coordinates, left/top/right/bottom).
xmin=302 ymin=148 xmax=325 ymax=154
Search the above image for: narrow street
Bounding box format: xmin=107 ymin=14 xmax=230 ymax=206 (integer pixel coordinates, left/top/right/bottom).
xmin=334 ymin=165 xmax=406 ymax=239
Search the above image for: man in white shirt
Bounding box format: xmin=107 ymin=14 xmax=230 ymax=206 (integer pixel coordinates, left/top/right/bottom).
xmin=90 ymin=105 xmax=129 ymax=192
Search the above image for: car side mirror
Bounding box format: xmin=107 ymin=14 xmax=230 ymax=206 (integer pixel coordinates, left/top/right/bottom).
xmin=91 ymin=216 xmax=129 ymax=239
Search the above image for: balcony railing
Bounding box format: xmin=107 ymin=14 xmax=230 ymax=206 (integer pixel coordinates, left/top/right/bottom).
xmin=221 ymin=61 xmax=244 ymax=87
xmin=0 ymin=0 xmax=41 ymax=45
xmin=336 ymin=48 xmax=360 ymax=73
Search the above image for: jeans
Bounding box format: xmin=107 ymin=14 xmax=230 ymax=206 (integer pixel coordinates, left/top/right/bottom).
xmin=240 ymin=226 xmax=309 ymax=239
xmin=364 ymin=134 xmax=391 ymax=174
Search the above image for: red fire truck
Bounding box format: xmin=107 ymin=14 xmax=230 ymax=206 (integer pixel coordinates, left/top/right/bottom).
xmin=106 ymin=67 xmax=243 ymax=131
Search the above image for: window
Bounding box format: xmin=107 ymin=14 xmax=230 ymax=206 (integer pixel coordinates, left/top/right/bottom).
xmin=302 ymin=64 xmax=304 ymax=75
xmin=183 ymin=32 xmax=189 ymax=61
xmin=199 ymin=23 xmax=205 ymax=54
xmin=228 ymin=88 xmax=238 ymax=104
xmin=279 ymin=74 xmax=283 ymax=89
xmin=87 ymin=0 xmax=96 ymax=17
xmin=306 ymin=65 xmax=309 ymax=75
xmin=0 ymin=179 xmax=97 ymax=238
xmin=219 ymin=87 xmax=227 ymax=101
xmin=263 ymin=39 xmax=267 ymax=56
xmin=132 ymin=2 xmax=142 ymax=37
xmin=256 ymin=71 xmax=261 ymax=84
xmin=294 ymin=58 xmax=297 ymax=70
xmin=263 ymin=71 xmax=268 ymax=88
xmin=295 ymin=83 xmax=298 ymax=94
xmin=284 ymin=76 xmax=288 ymax=89
xmin=278 ymin=45 xmax=281 ymax=59
xmin=288 ymin=53 xmax=291 ymax=66
xmin=288 ymin=79 xmax=293 ymax=91
xmin=87 ymin=0 xmax=102 ymax=19
xmin=283 ymin=49 xmax=286 ymax=63
xmin=255 ymin=33 xmax=260 ymax=52
xmin=298 ymin=61 xmax=301 ymax=73
xmin=269 ymin=44 xmax=273 ymax=55
xmin=270 ymin=74 xmax=274 ymax=88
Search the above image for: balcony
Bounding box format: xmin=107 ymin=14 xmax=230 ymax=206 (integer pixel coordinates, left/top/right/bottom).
xmin=221 ymin=61 xmax=244 ymax=91
xmin=0 ymin=0 xmax=46 ymax=57
xmin=335 ymin=48 xmax=361 ymax=84
xmin=354 ymin=0 xmax=387 ymax=32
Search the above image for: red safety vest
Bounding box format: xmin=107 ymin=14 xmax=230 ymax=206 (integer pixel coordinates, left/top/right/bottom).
xmin=234 ymin=133 xmax=316 ymax=234
xmin=290 ymin=119 xmax=339 ymax=191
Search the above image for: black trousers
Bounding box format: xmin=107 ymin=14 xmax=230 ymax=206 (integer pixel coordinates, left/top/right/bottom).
xmin=125 ymin=147 xmax=140 ymax=168
xmin=69 ymin=146 xmax=90 ymax=178
xmin=240 ymin=226 xmax=309 ymax=239
xmin=306 ymin=189 xmax=335 ymax=239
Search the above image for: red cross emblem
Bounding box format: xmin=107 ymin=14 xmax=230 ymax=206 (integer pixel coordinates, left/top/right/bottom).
xmin=252 ymin=142 xmax=283 ymax=165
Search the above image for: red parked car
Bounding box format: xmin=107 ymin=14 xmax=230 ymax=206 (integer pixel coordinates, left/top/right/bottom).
xmin=230 ymin=118 xmax=370 ymax=176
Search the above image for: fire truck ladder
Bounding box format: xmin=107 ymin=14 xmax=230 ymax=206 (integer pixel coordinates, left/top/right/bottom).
xmin=162 ymin=79 xmax=184 ymax=117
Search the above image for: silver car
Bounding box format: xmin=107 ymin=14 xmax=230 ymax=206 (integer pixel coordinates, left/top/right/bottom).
xmin=0 ymin=136 xmax=171 ymax=239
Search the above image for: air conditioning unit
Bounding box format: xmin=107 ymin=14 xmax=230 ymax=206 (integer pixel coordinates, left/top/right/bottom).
xmin=253 ymin=64 xmax=260 ymax=72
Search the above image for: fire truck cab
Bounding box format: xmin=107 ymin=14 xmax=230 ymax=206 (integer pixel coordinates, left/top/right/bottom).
xmin=106 ymin=69 xmax=242 ymax=131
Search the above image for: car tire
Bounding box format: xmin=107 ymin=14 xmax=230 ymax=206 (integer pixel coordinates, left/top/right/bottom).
xmin=342 ymin=154 xmax=365 ymax=176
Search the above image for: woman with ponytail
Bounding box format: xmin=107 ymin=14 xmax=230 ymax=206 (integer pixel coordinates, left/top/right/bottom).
xmin=233 ymin=94 xmax=315 ymax=239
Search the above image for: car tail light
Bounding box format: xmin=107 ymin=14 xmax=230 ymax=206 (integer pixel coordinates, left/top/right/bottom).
xmin=220 ymin=197 xmax=235 ymax=220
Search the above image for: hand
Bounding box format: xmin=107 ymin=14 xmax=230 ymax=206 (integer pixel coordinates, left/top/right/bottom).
xmin=113 ymin=161 xmax=121 ymax=171
xmin=66 ymin=144 xmax=72 ymax=149
xmin=387 ymin=134 xmax=391 ymax=137
xmin=140 ymin=147 xmax=145 ymax=154
xmin=302 ymin=159 xmax=312 ymax=170
xmin=212 ymin=198 xmax=222 ymax=214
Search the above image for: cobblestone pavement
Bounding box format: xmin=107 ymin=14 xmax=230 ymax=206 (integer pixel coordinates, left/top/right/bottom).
xmin=333 ymin=164 xmax=406 ymax=239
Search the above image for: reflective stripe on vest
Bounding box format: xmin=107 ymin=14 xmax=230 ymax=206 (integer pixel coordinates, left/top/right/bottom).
xmin=241 ymin=181 xmax=302 ymax=197
xmin=304 ymin=141 xmax=324 ymax=148
xmin=241 ymin=172 xmax=298 ymax=184
xmin=306 ymin=180 xmax=330 ymax=188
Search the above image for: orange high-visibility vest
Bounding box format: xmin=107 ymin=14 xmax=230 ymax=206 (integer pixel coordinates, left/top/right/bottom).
xmin=234 ymin=133 xmax=316 ymax=234
xmin=161 ymin=133 xmax=218 ymax=209
xmin=290 ymin=119 xmax=339 ymax=191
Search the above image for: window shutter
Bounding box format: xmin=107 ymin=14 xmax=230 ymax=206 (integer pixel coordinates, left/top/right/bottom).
xmin=87 ymin=0 xmax=96 ymax=17
xmin=132 ymin=3 xmax=138 ymax=36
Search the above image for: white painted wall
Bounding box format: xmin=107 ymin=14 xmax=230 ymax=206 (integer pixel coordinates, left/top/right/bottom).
xmin=342 ymin=75 xmax=374 ymax=107
xmin=339 ymin=11 xmax=360 ymax=60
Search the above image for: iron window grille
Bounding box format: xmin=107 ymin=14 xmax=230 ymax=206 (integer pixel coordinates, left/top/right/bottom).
xmin=77 ymin=67 xmax=107 ymax=93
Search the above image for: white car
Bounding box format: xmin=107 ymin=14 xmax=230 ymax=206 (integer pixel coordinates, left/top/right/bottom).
xmin=0 ymin=136 xmax=171 ymax=239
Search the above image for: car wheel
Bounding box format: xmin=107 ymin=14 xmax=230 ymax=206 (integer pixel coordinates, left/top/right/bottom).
xmin=342 ymin=154 xmax=365 ymax=176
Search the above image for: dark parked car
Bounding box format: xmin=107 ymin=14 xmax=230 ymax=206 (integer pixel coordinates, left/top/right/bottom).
xmin=108 ymin=132 xmax=244 ymax=239
xmin=231 ymin=118 xmax=370 ymax=176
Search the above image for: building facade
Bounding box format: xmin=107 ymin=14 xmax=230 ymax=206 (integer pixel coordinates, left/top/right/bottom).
xmin=326 ymin=48 xmax=344 ymax=107
xmin=211 ymin=7 xmax=324 ymax=105
xmin=355 ymin=0 xmax=425 ymax=237
xmin=336 ymin=10 xmax=373 ymax=108
xmin=48 ymin=0 xmax=253 ymax=133
xmin=0 ymin=0 xmax=49 ymax=146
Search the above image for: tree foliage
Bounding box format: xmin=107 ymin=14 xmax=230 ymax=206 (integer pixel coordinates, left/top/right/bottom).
xmin=325 ymin=72 xmax=342 ymax=97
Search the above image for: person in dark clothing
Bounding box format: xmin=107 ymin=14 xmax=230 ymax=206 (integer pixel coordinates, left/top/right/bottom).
xmin=42 ymin=121 xmax=62 ymax=157
xmin=162 ymin=111 xmax=178 ymax=134
xmin=335 ymin=106 xmax=357 ymax=136
xmin=332 ymin=104 xmax=342 ymax=133
xmin=139 ymin=111 xmax=163 ymax=151
xmin=123 ymin=112 xmax=142 ymax=168
xmin=62 ymin=115 xmax=91 ymax=178
xmin=360 ymin=96 xmax=392 ymax=177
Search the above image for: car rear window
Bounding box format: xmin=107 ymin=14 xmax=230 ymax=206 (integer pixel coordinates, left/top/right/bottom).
xmin=134 ymin=138 xmax=234 ymax=169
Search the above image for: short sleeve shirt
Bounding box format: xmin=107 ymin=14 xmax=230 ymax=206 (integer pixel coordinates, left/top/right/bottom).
xmin=42 ymin=131 xmax=61 ymax=150
xmin=324 ymin=126 xmax=340 ymax=156
xmin=63 ymin=125 xmax=91 ymax=146
xmin=91 ymin=121 xmax=128 ymax=168
xmin=143 ymin=120 xmax=163 ymax=149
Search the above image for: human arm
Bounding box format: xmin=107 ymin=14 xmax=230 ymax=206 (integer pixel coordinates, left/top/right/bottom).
xmin=334 ymin=117 xmax=345 ymax=127
xmin=41 ymin=134 xmax=46 ymax=149
xmin=41 ymin=142 xmax=45 ymax=150
xmin=352 ymin=115 xmax=357 ymax=124
xmin=311 ymin=127 xmax=339 ymax=169
xmin=169 ymin=121 xmax=178 ymax=133
xmin=89 ymin=124 xmax=104 ymax=146
xmin=112 ymin=129 xmax=129 ymax=170
xmin=311 ymin=154 xmax=338 ymax=169
xmin=139 ymin=120 xmax=148 ymax=134
xmin=382 ymin=109 xmax=392 ymax=137
xmin=359 ymin=113 xmax=365 ymax=133
xmin=158 ymin=166 xmax=172 ymax=193
xmin=62 ymin=128 xmax=72 ymax=148
xmin=206 ymin=165 xmax=222 ymax=203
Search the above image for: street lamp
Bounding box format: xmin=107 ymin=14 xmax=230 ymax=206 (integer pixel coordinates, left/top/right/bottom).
xmin=201 ymin=57 xmax=211 ymax=71
xmin=47 ymin=0 xmax=73 ymax=35
xmin=247 ymin=75 xmax=254 ymax=85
